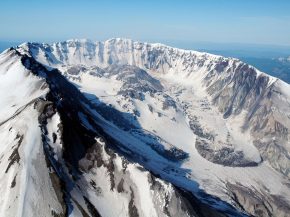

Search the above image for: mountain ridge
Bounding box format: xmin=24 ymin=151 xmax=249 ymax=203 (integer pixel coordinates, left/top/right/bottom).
xmin=0 ymin=39 xmax=290 ymax=217
xmin=17 ymin=38 xmax=279 ymax=86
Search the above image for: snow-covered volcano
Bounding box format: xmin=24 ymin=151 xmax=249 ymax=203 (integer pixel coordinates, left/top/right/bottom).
xmin=1 ymin=38 xmax=290 ymax=217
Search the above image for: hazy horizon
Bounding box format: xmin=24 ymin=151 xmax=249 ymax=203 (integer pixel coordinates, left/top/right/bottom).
xmin=1 ymin=0 xmax=290 ymax=46
xmin=0 ymin=39 xmax=289 ymax=59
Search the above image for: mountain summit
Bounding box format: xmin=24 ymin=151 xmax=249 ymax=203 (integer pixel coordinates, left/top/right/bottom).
xmin=0 ymin=39 xmax=290 ymax=217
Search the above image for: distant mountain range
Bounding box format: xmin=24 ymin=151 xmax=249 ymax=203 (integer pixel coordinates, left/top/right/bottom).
xmin=278 ymin=56 xmax=290 ymax=63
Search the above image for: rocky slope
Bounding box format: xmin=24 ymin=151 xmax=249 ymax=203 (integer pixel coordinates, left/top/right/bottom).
xmin=0 ymin=38 xmax=290 ymax=216
xmin=19 ymin=38 xmax=290 ymax=177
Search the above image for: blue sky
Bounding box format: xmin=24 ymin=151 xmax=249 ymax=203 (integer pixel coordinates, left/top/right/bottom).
xmin=1 ymin=0 xmax=290 ymax=46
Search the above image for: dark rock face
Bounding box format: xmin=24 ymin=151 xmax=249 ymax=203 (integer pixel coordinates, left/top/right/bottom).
xmin=128 ymin=187 xmax=139 ymax=217
xmin=196 ymin=138 xmax=259 ymax=167
xmin=189 ymin=116 xmax=214 ymax=141
xmin=83 ymin=196 xmax=102 ymax=217
xmin=204 ymin=60 xmax=290 ymax=178
xmin=66 ymin=65 xmax=87 ymax=75
xmin=162 ymin=95 xmax=177 ymax=110
xmin=227 ymin=183 xmax=290 ymax=217
xmin=188 ymin=111 xmax=261 ymax=167
xmin=130 ymin=129 xmax=189 ymax=162
xmin=207 ymin=64 xmax=269 ymax=118
xmin=5 ymin=134 xmax=23 ymax=173
xmin=107 ymin=64 xmax=163 ymax=98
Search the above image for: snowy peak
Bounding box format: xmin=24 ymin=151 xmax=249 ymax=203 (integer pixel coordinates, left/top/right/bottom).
xmin=17 ymin=39 xmax=290 ymax=177
xmin=0 ymin=39 xmax=290 ymax=217
xmin=0 ymin=50 xmax=247 ymax=217
xmin=1 ymin=48 xmax=234 ymax=217
xmin=18 ymin=38 xmax=274 ymax=84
